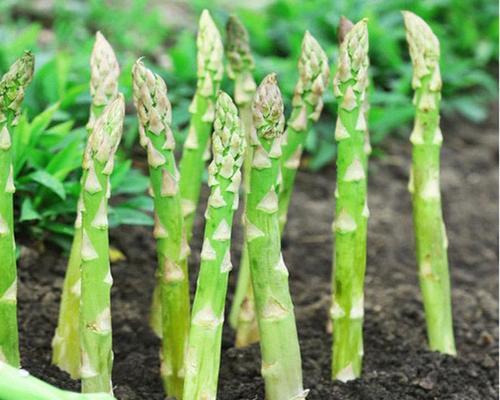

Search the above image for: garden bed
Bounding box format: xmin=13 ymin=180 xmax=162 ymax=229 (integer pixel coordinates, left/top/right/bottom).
xmin=17 ymin=109 xmax=498 ymax=399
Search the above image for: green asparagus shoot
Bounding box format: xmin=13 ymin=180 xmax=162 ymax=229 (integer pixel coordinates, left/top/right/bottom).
xmin=279 ymin=30 xmax=330 ymax=231
xmin=0 ymin=51 xmax=34 ymax=367
xmin=247 ymin=74 xmax=307 ymax=400
xmin=132 ymin=59 xmax=190 ymax=398
xmin=183 ymin=91 xmax=245 ymax=400
xmin=80 ymin=94 xmax=124 ymax=394
xmin=403 ymin=11 xmax=456 ymax=356
xmin=224 ymin=15 xmax=260 ymax=346
xmin=149 ymin=9 xmax=224 ymax=338
xmin=53 ymin=32 xmax=120 ymax=379
xmin=179 ymin=9 xmax=224 ymax=238
xmin=331 ymin=18 xmax=370 ymax=382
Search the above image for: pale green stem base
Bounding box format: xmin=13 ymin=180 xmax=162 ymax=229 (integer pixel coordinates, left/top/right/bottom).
xmin=52 ymin=226 xmax=82 ymax=378
xmin=247 ymin=139 xmax=305 ymax=400
xmin=159 ymin=257 xmax=190 ymax=399
xmin=183 ymin=175 xmax=237 ymax=400
xmin=411 ymin=74 xmax=455 ymax=355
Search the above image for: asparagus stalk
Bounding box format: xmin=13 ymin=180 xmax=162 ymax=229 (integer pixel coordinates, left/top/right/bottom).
xmin=247 ymin=74 xmax=307 ymax=400
xmin=179 ymin=9 xmax=224 ymax=239
xmin=279 ymin=31 xmax=330 ymax=231
xmin=232 ymin=31 xmax=330 ymax=348
xmin=150 ymin=9 xmax=224 ymax=337
xmin=183 ymin=91 xmax=245 ymax=400
xmin=53 ymin=32 xmax=120 ymax=379
xmin=132 ymin=61 xmax=191 ymax=398
xmin=331 ymin=19 xmax=370 ymax=382
xmin=80 ymin=95 xmax=124 ymax=394
xmin=403 ymin=11 xmax=456 ymax=355
xmin=0 ymin=361 xmax=116 ymax=400
xmin=0 ymin=52 xmax=34 ymax=367
xmin=224 ymin=15 xmax=260 ymax=345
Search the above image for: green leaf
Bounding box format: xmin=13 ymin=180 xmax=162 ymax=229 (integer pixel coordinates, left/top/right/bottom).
xmin=20 ymin=198 xmax=41 ymax=221
xmin=13 ymin=103 xmax=60 ymax=176
xmin=30 ymin=170 xmax=66 ymax=200
xmin=108 ymin=207 xmax=154 ymax=227
xmin=118 ymin=195 xmax=154 ymax=211
xmin=111 ymin=165 xmax=149 ymax=195
xmin=46 ymin=139 xmax=82 ymax=180
xmin=42 ymin=222 xmax=75 ymax=237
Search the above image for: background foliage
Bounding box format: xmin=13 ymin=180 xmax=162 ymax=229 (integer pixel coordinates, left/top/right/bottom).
xmin=0 ymin=0 xmax=497 ymax=248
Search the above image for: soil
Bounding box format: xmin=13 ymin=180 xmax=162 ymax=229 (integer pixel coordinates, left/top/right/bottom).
xmin=17 ymin=109 xmax=498 ymax=400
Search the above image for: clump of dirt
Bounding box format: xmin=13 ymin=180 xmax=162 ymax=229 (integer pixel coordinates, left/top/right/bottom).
xmin=18 ymin=111 xmax=498 ymax=399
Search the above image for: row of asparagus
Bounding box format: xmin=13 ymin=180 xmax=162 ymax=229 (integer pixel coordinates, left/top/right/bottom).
xmin=0 ymin=9 xmax=455 ymax=400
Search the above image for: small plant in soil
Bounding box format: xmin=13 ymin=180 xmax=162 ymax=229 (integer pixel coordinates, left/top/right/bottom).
xmin=403 ymin=10 xmax=456 ymax=356
xmin=245 ymin=73 xmax=307 ymax=400
xmin=330 ymin=17 xmax=370 ymax=382
xmin=79 ymin=94 xmax=125 ymax=394
xmin=52 ymin=32 xmax=120 ymax=380
xmin=132 ymin=60 xmax=190 ymax=398
xmin=183 ymin=90 xmax=245 ymax=400
xmin=0 ymin=51 xmax=34 ymax=368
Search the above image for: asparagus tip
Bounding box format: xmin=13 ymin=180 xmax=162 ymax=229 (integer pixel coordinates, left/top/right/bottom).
xmin=212 ymin=90 xmax=245 ymax=167
xmin=132 ymin=59 xmax=174 ymax=150
xmin=197 ymin=9 xmax=223 ymax=84
xmin=0 ymin=51 xmax=35 ymax=114
xmin=252 ymin=73 xmax=285 ymax=139
xmin=340 ymin=19 xmax=369 ymax=72
xmin=298 ymin=30 xmax=330 ymax=101
xmin=402 ymin=11 xmax=440 ymax=57
xmin=338 ymin=16 xmax=354 ymax=44
xmin=1 ymin=51 xmax=35 ymax=86
xmin=402 ymin=11 xmax=440 ymax=86
xmin=199 ymin=9 xmax=220 ymax=41
xmin=90 ymin=31 xmax=120 ymax=107
xmin=226 ymin=14 xmax=254 ymax=73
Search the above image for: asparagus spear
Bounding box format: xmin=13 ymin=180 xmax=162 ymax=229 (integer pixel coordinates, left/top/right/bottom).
xmin=52 ymin=32 xmax=120 ymax=379
xmin=224 ymin=15 xmax=260 ymax=345
xmin=132 ymin=60 xmax=191 ymax=398
xmin=0 ymin=52 xmax=34 ymax=367
xmin=331 ymin=19 xmax=370 ymax=382
xmin=183 ymin=91 xmax=245 ymax=400
xmin=0 ymin=361 xmax=116 ymax=400
xmin=80 ymin=95 xmax=124 ymax=394
xmin=179 ymin=9 xmax=224 ymax=239
xmin=279 ymin=31 xmax=330 ymax=231
xmin=247 ymin=74 xmax=307 ymax=400
xmin=232 ymin=31 xmax=330 ymax=348
xmin=150 ymin=9 xmax=224 ymax=337
xmin=403 ymin=11 xmax=456 ymax=355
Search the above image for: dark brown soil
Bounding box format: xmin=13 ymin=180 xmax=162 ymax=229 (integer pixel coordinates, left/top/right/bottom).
xmin=18 ymin=110 xmax=498 ymax=399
